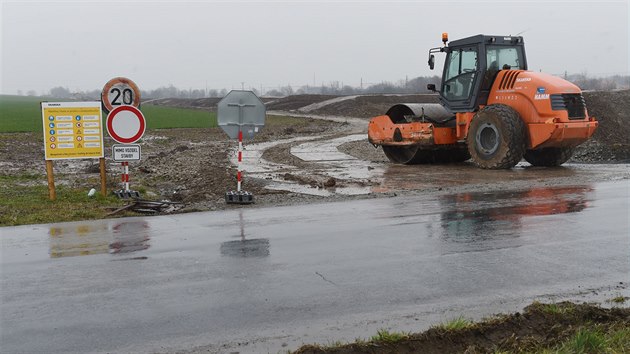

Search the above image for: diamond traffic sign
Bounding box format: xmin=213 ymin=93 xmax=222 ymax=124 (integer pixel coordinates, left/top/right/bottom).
xmin=217 ymin=90 xmax=266 ymax=140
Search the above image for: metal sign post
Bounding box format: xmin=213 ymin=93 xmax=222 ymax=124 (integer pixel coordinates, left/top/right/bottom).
xmin=112 ymin=144 xmax=141 ymax=197
xmin=228 ymin=102 xmax=255 ymax=194
xmin=217 ymin=90 xmax=266 ymax=205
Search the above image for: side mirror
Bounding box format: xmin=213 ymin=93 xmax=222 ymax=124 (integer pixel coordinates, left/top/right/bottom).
xmin=428 ymin=54 xmax=435 ymax=70
xmin=427 ymin=84 xmax=437 ymax=92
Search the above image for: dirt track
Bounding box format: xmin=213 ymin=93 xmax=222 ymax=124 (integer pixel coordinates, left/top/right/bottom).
xmin=1 ymin=91 xmax=629 ymax=215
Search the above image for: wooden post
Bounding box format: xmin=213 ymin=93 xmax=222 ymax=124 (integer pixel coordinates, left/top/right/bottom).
xmin=45 ymin=160 xmax=56 ymax=201
xmin=99 ymin=157 xmax=107 ymax=196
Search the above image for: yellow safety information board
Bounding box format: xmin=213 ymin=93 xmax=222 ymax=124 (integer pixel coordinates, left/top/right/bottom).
xmin=41 ymin=102 xmax=104 ymax=160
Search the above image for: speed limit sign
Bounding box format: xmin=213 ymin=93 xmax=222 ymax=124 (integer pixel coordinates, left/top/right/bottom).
xmin=101 ymin=77 xmax=141 ymax=113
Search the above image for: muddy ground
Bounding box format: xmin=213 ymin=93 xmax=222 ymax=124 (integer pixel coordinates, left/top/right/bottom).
xmin=1 ymin=90 xmax=629 ymax=215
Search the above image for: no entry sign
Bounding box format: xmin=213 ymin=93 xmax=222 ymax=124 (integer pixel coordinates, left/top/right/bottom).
xmin=106 ymin=105 xmax=146 ymax=144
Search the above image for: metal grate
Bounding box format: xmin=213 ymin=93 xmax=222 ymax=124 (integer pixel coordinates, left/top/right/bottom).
xmin=550 ymin=93 xmax=586 ymax=120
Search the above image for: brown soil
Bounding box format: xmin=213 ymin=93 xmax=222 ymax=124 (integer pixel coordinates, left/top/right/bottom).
xmin=266 ymin=94 xmax=341 ymax=111
xmin=308 ymin=94 xmax=439 ymax=118
xmin=293 ymin=302 xmax=630 ymax=354
xmin=574 ymin=90 xmax=630 ymax=162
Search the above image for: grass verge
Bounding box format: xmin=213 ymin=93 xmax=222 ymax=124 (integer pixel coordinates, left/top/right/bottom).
xmin=292 ymin=302 xmax=630 ymax=354
xmin=0 ymin=174 xmax=124 ymax=226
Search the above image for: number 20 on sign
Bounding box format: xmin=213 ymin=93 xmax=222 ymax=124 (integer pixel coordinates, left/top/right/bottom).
xmin=101 ymin=77 xmax=141 ymax=113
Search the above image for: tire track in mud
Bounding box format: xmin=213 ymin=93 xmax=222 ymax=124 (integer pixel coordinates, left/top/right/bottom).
xmin=237 ymin=112 xmax=385 ymax=196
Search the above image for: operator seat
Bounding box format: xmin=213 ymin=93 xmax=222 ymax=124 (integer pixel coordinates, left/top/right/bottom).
xmin=484 ymin=61 xmax=499 ymax=89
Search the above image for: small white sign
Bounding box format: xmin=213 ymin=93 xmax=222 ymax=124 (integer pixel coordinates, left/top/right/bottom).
xmin=112 ymin=144 xmax=141 ymax=162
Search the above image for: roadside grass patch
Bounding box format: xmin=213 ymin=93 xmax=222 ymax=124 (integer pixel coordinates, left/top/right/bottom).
xmin=0 ymin=175 xmax=124 ymax=226
xmin=369 ymin=329 xmax=409 ymax=343
xmin=291 ymin=302 xmax=630 ymax=354
xmin=607 ymin=295 xmax=628 ymax=304
xmin=434 ymin=315 xmax=474 ymax=331
xmin=564 ymin=327 xmax=606 ymax=353
xmin=531 ymin=301 xmax=576 ymax=315
xmin=550 ymin=324 xmax=630 ymax=353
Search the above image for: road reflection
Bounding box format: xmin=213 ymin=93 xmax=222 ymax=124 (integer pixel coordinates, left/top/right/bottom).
xmin=49 ymin=220 xmax=150 ymax=258
xmin=220 ymin=210 xmax=270 ymax=258
xmin=109 ymin=221 xmax=150 ymax=254
xmin=439 ymin=185 xmax=592 ymax=241
xmin=375 ymin=163 xmax=578 ymax=193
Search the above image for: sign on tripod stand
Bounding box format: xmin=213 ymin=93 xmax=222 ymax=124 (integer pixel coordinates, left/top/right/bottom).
xmin=217 ymin=90 xmax=266 ymax=204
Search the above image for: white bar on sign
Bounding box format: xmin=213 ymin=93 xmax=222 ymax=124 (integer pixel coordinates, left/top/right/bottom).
xmin=56 ymin=122 xmax=73 ymax=128
xmin=55 ymin=116 xmax=72 ymax=121
xmin=84 ymin=142 xmax=100 ymax=148
xmin=58 ymin=143 xmax=74 ymax=148
xmin=83 ymin=136 xmax=100 ymax=141
xmin=57 ymin=129 xmax=73 ymax=135
xmin=83 ymin=129 xmax=99 ymax=134
xmin=82 ymin=115 xmax=99 ymax=121
xmin=83 ymin=122 xmax=99 ymax=128
xmin=57 ymin=136 xmax=73 ymax=142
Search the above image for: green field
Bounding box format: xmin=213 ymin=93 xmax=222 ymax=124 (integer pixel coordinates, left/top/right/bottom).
xmin=0 ymin=95 xmax=217 ymax=133
xmin=141 ymin=104 xmax=217 ymax=129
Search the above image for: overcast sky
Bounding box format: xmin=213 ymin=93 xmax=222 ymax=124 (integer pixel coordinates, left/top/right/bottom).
xmin=1 ymin=0 xmax=628 ymax=94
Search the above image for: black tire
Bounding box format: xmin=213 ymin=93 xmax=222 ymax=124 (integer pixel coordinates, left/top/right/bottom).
xmin=467 ymin=104 xmax=526 ymax=169
xmin=524 ymin=147 xmax=574 ymax=167
xmin=382 ymin=145 xmax=469 ymax=165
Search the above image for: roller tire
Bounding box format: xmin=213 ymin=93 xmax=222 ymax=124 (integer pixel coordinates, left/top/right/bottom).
xmin=382 ymin=145 xmax=469 ymax=165
xmin=524 ymin=147 xmax=574 ymax=167
xmin=467 ymin=104 xmax=526 ymax=169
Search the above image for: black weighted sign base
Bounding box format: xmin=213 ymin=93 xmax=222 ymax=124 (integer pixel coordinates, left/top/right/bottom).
xmin=225 ymin=190 xmax=254 ymax=205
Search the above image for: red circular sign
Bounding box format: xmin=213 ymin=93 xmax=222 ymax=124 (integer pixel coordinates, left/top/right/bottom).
xmin=101 ymin=77 xmax=141 ymax=113
xmin=106 ymin=105 xmax=146 ymax=144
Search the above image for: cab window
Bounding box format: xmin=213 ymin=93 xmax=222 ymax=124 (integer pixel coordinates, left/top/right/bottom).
xmin=482 ymin=45 xmax=525 ymax=89
xmin=442 ymin=47 xmax=478 ymax=101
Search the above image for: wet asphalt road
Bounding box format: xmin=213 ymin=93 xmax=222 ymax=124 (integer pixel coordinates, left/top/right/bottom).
xmin=1 ymin=180 xmax=629 ymax=353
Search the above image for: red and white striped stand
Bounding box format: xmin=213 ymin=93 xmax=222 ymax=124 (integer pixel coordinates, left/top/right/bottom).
xmin=226 ymin=130 xmax=254 ymax=204
xmin=114 ymin=161 xmax=140 ymax=199
xmin=122 ymin=162 xmax=130 ymax=191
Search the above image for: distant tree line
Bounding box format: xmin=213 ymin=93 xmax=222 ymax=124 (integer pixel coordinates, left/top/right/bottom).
xmin=35 ymin=74 xmax=630 ymax=99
